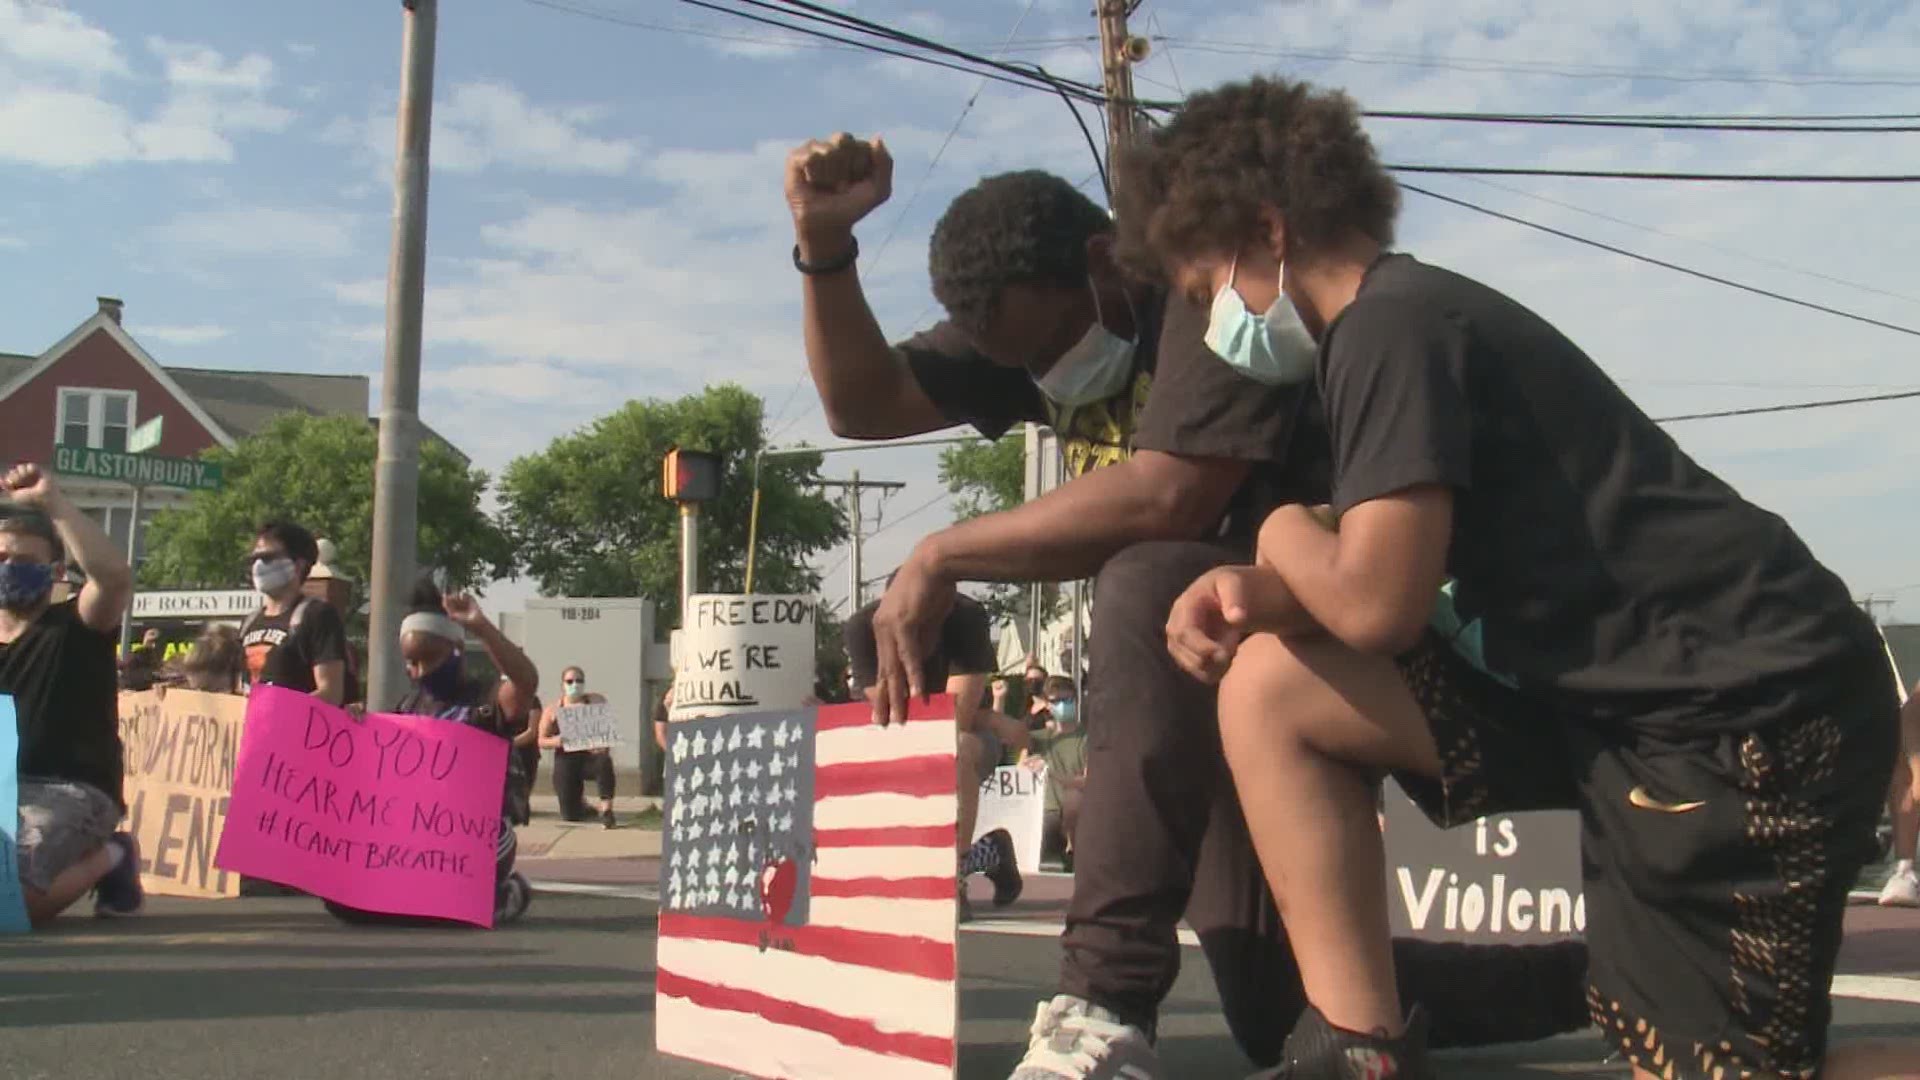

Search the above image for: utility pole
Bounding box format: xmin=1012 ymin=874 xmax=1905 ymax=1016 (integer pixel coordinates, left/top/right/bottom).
xmin=1095 ymin=0 xmax=1148 ymax=176
xmin=367 ymin=0 xmax=437 ymax=709
xmin=817 ymin=474 xmax=905 ymax=611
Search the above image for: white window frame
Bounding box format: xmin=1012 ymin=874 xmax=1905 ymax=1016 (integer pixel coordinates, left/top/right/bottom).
xmin=56 ymin=387 xmax=138 ymax=450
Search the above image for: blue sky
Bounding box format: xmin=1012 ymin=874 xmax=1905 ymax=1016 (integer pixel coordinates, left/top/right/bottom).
xmin=4 ymin=0 xmax=1919 ymax=620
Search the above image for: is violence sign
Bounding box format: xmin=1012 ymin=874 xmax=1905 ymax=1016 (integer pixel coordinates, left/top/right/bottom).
xmin=216 ymin=687 xmax=507 ymax=927
xmin=118 ymin=689 xmax=247 ymax=899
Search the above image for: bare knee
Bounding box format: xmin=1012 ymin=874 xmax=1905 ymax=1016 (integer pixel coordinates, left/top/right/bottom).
xmin=1216 ymin=634 xmax=1441 ymax=777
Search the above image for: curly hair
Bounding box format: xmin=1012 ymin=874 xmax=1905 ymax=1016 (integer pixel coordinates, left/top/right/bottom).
xmin=928 ymin=170 xmax=1114 ymax=334
xmin=1113 ymin=77 xmax=1399 ymax=279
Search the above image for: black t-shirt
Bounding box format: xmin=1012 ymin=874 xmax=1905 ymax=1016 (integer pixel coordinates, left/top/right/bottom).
xmin=1318 ymin=254 xmax=1880 ymax=731
xmin=897 ymin=288 xmax=1329 ymax=538
xmin=0 ymin=600 xmax=125 ymax=806
xmin=242 ymin=597 xmax=348 ymax=694
xmin=844 ymin=594 xmax=998 ymax=691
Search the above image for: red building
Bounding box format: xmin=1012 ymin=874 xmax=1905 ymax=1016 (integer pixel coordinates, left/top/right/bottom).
xmin=0 ymin=297 xmax=373 ymax=564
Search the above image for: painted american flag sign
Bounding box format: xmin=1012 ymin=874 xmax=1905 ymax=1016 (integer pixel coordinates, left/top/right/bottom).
xmin=656 ymin=695 xmax=959 ymax=1080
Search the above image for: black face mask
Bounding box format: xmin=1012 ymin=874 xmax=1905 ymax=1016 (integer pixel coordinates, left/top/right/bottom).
xmin=1024 ymin=679 xmax=1044 ymax=695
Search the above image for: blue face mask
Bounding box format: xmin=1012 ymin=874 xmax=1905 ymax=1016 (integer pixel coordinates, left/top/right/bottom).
xmin=1202 ymin=254 xmax=1319 ymax=385
xmin=416 ymin=652 xmax=464 ymax=700
xmin=0 ymin=560 xmax=55 ymax=611
xmin=1051 ymin=699 xmax=1078 ymax=725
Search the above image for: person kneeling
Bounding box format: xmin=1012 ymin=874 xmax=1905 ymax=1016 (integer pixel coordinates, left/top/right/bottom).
xmin=324 ymin=579 xmax=539 ymax=928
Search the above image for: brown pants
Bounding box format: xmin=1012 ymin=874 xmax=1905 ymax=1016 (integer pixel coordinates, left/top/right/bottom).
xmin=1060 ymin=541 xmax=1590 ymax=1066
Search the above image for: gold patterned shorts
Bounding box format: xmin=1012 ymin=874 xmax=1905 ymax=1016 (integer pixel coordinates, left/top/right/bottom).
xmin=1390 ymin=631 xmax=1898 ymax=1080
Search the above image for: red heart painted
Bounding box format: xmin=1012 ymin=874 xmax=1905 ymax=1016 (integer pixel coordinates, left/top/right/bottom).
xmin=759 ymin=858 xmax=797 ymax=925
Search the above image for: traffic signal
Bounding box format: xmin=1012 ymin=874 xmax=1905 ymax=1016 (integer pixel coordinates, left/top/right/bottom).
xmin=662 ymin=447 xmax=721 ymax=503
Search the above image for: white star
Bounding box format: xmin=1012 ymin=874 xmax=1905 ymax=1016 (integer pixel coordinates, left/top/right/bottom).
xmin=745 ymin=758 xmax=762 ymax=781
xmin=764 ymin=785 xmax=782 ymax=807
xmin=688 ymin=764 xmax=705 ymax=791
xmin=724 ymin=865 xmax=740 ymax=888
xmin=788 ymin=752 xmax=800 ymax=771
xmin=673 ymin=773 xmax=687 ymax=798
xmin=728 ymin=785 xmax=744 ymax=809
xmin=668 ymin=868 xmax=683 ymax=894
xmin=686 ymin=847 xmax=703 ymax=869
xmin=667 ymin=887 xmax=682 ymax=909
xmin=686 ymin=821 xmax=704 ymax=842
xmin=776 ymin=812 xmax=794 ymax=832
xmin=740 ymin=889 xmax=758 ymax=911
xmin=706 ymin=844 xmax=722 ymax=868
xmin=705 ymin=867 xmax=720 ymax=890
xmin=746 ymin=725 xmax=767 ymax=750
xmin=784 ymin=782 xmax=798 ymax=805
xmin=725 ymin=842 xmax=739 ymax=864
xmin=730 ymin=760 xmax=745 ymax=783
xmin=746 ymin=843 xmax=758 ymax=865
xmin=708 ymin=887 xmax=724 ymax=906
xmin=691 ymin=731 xmax=708 ymax=759
xmin=670 ymin=801 xmax=687 ymax=826
xmin=769 ymin=754 xmax=784 ymax=778
xmin=772 ymin=723 xmax=788 ymax=748
xmin=672 ymin=733 xmax=690 ymax=763
xmin=728 ymin=726 xmax=744 ymax=752
xmin=669 ymin=846 xmax=682 ymax=869
xmin=745 ymin=786 xmax=761 ymax=806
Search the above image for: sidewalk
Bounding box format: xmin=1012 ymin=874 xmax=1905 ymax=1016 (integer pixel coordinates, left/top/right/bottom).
xmin=514 ymin=793 xmax=663 ymax=881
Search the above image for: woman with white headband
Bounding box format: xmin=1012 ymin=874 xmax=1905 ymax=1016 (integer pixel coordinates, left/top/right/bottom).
xmin=323 ymin=576 xmax=541 ymax=926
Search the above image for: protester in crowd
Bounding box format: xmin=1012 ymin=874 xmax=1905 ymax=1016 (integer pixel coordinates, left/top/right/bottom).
xmin=240 ymin=522 xmax=352 ymax=705
xmin=652 ymin=683 xmax=672 ymax=752
xmin=786 ymin=132 xmax=1589 ymax=1075
xmin=845 ymin=590 xmax=1031 ymax=923
xmin=1022 ymin=676 xmax=1087 ymax=871
xmin=118 ymin=626 xmax=167 ymax=691
xmin=1130 ymin=76 xmax=1914 ymax=1079
xmin=324 ymin=578 xmax=537 ymax=927
xmin=181 ymin=624 xmax=246 ymax=695
xmin=1881 ymin=679 xmax=1920 ymax=907
xmin=539 ymin=665 xmax=617 ymax=829
xmin=0 ymin=464 xmax=143 ymax=924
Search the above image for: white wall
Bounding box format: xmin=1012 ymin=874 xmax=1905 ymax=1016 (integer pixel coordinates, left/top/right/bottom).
xmin=517 ymin=597 xmax=660 ymax=772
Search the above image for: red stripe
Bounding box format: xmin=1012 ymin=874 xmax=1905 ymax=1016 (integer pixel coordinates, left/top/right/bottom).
xmin=815 ymin=755 xmax=953 ymax=799
xmin=810 ymin=875 xmax=955 ymax=902
xmin=815 ymin=824 xmax=955 ymax=848
xmin=815 ymin=695 xmax=956 ymax=731
xmin=657 ymin=971 xmax=954 ymax=1068
xmin=659 ymin=913 xmax=954 ymax=981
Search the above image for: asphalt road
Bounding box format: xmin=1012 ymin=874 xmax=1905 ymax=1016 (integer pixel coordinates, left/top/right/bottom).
xmin=2 ymin=894 xmax=1916 ymax=1080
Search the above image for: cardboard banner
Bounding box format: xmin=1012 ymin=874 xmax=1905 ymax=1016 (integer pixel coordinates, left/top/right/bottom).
xmin=656 ymin=697 xmax=959 ymax=1079
xmin=1 ymin=696 xmax=29 ymax=933
xmin=215 ymin=687 xmax=508 ymax=927
xmin=972 ymin=765 xmax=1045 ymax=874
xmin=117 ymin=689 xmax=247 ymax=899
xmin=1383 ymin=779 xmax=1584 ymax=943
xmin=671 ymin=594 xmax=814 ymax=721
xmin=556 ymin=702 xmax=620 ymax=752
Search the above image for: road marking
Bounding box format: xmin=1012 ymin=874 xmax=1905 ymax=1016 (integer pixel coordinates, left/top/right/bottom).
xmin=528 ymin=880 xmax=659 ymax=901
xmin=1832 ymin=974 xmax=1920 ymax=1005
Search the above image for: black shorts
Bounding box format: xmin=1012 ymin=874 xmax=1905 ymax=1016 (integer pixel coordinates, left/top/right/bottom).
xmin=1391 ymin=631 xmax=1898 ymax=1080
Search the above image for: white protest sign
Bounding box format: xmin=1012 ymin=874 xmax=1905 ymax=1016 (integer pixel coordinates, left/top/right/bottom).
xmin=671 ymin=594 xmax=814 ymax=721
xmin=556 ymin=702 xmax=620 ymax=752
xmin=972 ymin=765 xmax=1045 ymax=873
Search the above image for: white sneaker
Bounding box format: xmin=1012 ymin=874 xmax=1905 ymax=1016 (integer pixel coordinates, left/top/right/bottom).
xmin=1878 ymin=864 xmax=1920 ymax=908
xmin=1007 ymin=995 xmax=1163 ymax=1080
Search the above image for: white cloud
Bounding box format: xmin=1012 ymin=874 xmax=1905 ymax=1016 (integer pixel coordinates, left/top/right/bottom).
xmin=335 ymin=80 xmax=640 ymax=176
xmin=135 ymin=323 xmax=230 ymax=346
xmin=286 ymin=43 xmax=319 ymax=59
xmin=147 ymin=207 xmax=359 ymax=259
xmin=0 ymin=14 xmax=291 ymax=168
xmin=0 ymin=234 xmax=23 ymax=251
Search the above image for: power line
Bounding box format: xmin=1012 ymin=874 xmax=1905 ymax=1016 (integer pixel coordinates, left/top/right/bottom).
xmin=1448 ymin=174 xmax=1920 ymax=308
xmin=1151 ymin=37 xmax=1920 ymax=88
xmin=1389 ymin=165 xmax=1920 ymax=183
xmin=1398 ymin=182 xmax=1920 ymax=340
xmin=1364 ymin=111 xmax=1920 ymax=134
xmin=1654 ymin=389 xmax=1920 ymax=424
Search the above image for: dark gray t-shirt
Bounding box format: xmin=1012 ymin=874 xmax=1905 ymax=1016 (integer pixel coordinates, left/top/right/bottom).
xmin=1318 ymin=254 xmax=1879 ymax=732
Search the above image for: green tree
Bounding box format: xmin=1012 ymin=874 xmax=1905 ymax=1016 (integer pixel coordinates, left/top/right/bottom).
xmin=496 ymin=384 xmax=845 ymax=625
xmin=139 ymin=413 xmax=512 ymax=597
xmin=936 ymin=432 xmax=1060 ymax=626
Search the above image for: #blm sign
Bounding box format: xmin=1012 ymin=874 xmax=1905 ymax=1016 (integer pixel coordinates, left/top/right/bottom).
xmin=556 ymin=702 xmax=620 ymax=752
xmin=671 ymin=594 xmax=814 ymax=721
xmin=1382 ymin=779 xmax=1585 ymax=943
xmin=0 ymin=696 xmax=28 ymax=933
xmin=972 ymin=765 xmax=1044 ymax=874
xmin=118 ymin=689 xmax=247 ymax=899
xmin=216 ymin=687 xmax=507 ymax=927
xmin=52 ymin=443 xmax=223 ymax=492
xmin=656 ymin=697 xmax=959 ymax=1080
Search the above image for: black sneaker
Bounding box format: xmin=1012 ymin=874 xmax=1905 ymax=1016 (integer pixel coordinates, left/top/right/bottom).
xmin=1249 ymin=1004 xmax=1435 ymax=1080
xmin=496 ymin=872 xmax=532 ymax=925
xmin=981 ymin=827 xmax=1023 ymax=907
xmin=602 ymin=807 xmax=617 ymax=830
xmin=93 ymin=833 xmax=144 ymax=917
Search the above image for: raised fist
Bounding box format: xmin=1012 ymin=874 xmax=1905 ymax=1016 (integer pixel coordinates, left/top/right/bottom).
xmin=784 ymin=132 xmax=893 ymax=234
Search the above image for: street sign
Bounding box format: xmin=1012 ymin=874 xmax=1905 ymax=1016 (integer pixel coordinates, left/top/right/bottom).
xmin=52 ymin=443 xmax=223 ymax=492
xmin=128 ymin=415 xmax=164 ymax=454
xmin=129 ymin=590 xmax=259 ymax=621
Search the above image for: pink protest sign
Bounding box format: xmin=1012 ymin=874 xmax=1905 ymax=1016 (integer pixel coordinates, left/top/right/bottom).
xmin=216 ymin=686 xmax=507 ymax=927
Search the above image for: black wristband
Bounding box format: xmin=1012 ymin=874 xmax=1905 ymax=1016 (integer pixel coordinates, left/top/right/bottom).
xmin=793 ymin=236 xmax=859 ymax=276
